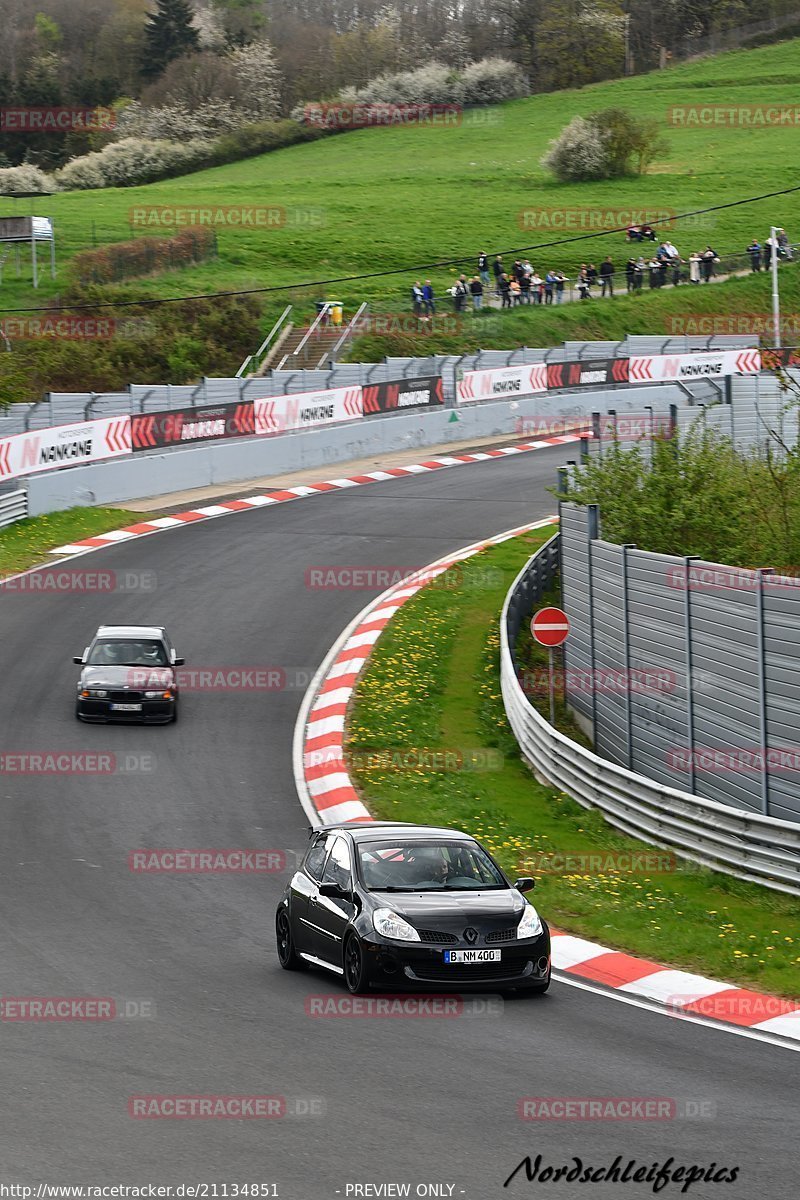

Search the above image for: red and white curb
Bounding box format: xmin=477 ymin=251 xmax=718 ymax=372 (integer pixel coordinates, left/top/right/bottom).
xmin=37 ymin=436 xmax=581 ymax=559
xmin=293 ymin=522 xmax=800 ymax=1050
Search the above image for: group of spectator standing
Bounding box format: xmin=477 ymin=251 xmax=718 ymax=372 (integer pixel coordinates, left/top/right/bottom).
xmin=410 ymin=229 xmax=793 ymax=314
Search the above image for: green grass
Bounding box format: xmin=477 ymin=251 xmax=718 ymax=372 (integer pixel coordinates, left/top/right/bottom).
xmin=3 ymin=37 xmax=800 ymax=335
xmin=346 ymin=531 xmax=800 ymax=999
xmin=0 ymin=507 xmax=147 ymax=577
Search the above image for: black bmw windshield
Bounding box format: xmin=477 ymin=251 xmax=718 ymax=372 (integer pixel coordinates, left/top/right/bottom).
xmin=87 ymin=640 xmax=168 ymax=667
xmin=358 ymin=840 xmax=506 ymax=892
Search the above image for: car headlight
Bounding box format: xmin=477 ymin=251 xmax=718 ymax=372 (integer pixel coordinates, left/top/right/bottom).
xmin=373 ymin=908 xmax=421 ymax=942
xmin=81 ymin=688 xmax=108 ymax=698
xmin=145 ymin=690 xmax=172 ymax=699
xmin=517 ymin=903 xmax=543 ymax=940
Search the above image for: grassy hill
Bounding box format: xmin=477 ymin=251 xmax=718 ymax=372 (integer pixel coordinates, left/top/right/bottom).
xmin=2 ymin=37 xmax=800 ymax=352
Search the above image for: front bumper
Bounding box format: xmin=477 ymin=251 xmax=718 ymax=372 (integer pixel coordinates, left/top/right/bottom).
xmin=360 ymin=927 xmax=551 ymax=991
xmin=76 ymin=697 xmax=176 ymax=724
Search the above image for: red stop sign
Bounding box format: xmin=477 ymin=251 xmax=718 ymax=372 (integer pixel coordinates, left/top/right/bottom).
xmin=531 ymin=607 xmax=570 ymax=647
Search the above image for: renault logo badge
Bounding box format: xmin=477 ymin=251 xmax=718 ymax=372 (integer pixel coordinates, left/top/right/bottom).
xmin=464 ymin=927 xmax=478 ymax=944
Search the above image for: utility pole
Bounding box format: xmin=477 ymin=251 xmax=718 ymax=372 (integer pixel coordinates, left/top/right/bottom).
xmin=770 ymin=225 xmax=782 ymax=348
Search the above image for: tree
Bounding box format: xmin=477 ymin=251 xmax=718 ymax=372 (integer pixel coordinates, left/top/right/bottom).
xmin=140 ymin=0 xmax=200 ymax=81
xmin=541 ymin=107 xmax=668 ymax=181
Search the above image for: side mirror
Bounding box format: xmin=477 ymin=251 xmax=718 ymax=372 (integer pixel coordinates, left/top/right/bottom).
xmin=173 ymin=657 xmax=185 ymax=667
xmin=318 ymin=881 xmax=349 ymax=900
xmin=514 ymin=877 xmax=536 ymax=893
xmin=73 ymin=656 xmax=84 ymax=665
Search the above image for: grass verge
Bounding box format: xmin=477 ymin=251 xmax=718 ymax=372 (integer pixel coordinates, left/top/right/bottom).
xmin=346 ymin=530 xmax=800 ymax=998
xmin=0 ymin=507 xmax=149 ymax=577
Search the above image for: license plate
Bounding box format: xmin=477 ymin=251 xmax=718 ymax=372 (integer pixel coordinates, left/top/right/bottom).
xmin=111 ymin=703 xmax=142 ymax=712
xmin=444 ymin=949 xmax=501 ymax=964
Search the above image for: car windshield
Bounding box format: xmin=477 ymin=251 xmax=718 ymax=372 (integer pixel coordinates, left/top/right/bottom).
xmin=87 ymin=639 xmax=168 ymax=667
xmin=358 ymin=839 xmax=506 ymax=892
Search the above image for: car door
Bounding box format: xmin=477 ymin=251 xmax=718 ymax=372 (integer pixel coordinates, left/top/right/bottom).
xmin=291 ymin=833 xmax=332 ymax=955
xmin=310 ymin=835 xmax=356 ymax=967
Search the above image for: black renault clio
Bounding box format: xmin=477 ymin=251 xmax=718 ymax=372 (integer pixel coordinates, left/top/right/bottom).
xmin=276 ymin=822 xmax=551 ymax=994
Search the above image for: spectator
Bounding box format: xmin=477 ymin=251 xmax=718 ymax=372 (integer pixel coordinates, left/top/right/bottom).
xmin=777 ymin=228 xmax=793 ymax=260
xmin=478 ymin=252 xmax=490 ymax=285
xmin=625 ymin=257 xmax=637 ymax=292
xmin=747 ymin=240 xmax=761 ymax=271
xmin=701 ymin=246 xmax=718 ymax=282
xmin=577 ymin=267 xmax=591 ymax=300
xmin=422 ymin=279 xmax=435 ymax=314
xmin=554 ymin=271 xmax=566 ymax=303
xmin=493 ymin=255 xmax=504 ymax=294
xmin=411 ymin=280 xmax=424 ymax=314
xmin=530 ymin=270 xmax=543 ymax=303
xmin=670 ymin=254 xmax=683 ymax=286
xmin=626 ymin=224 xmax=642 ymax=242
xmin=452 ymin=274 xmax=469 ymax=312
xmin=663 ymin=239 xmax=679 ymax=260
xmin=600 ymin=256 xmax=615 ymax=297
xmin=519 ymin=271 xmax=531 ymax=304
xmin=640 ymin=224 xmax=656 ymax=242
xmin=470 ymin=275 xmax=483 ymax=310
xmin=509 ymin=276 xmax=522 ymax=305
xmin=544 ymin=271 xmax=556 ymax=304
xmin=499 ymin=273 xmax=512 ymax=308
xmin=522 ymin=258 xmax=533 ymax=277
xmin=689 ymin=251 xmax=701 ymax=284
xmin=587 ymin=263 xmax=599 ymax=290
xmin=648 ymin=256 xmax=661 ymax=288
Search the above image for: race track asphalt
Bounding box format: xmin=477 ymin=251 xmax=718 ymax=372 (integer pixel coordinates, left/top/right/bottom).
xmin=0 ymin=444 xmax=796 ymax=1198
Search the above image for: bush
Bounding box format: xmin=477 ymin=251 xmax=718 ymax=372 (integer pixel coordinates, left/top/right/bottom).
xmin=72 ymin=228 xmax=217 ymax=284
xmin=461 ymin=58 xmax=529 ymax=105
xmin=0 ymin=164 xmax=59 ymax=195
xmin=542 ymin=107 xmax=668 ymax=182
xmin=56 ymin=137 xmax=213 ymax=190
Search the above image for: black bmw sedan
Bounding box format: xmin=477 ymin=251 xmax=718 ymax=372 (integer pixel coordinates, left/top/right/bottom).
xmin=276 ymin=822 xmax=550 ymax=994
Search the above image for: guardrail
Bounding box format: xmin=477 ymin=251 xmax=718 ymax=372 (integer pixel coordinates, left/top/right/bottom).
xmin=500 ymin=535 xmax=800 ymax=896
xmin=236 ymin=305 xmax=293 ymax=378
xmin=0 ymin=488 xmax=27 ymax=528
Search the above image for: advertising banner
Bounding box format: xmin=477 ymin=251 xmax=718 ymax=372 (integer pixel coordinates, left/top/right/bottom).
xmin=0 ymin=416 xmax=131 ymax=482
xmin=131 ymin=402 xmax=254 ymax=451
xmin=457 ymin=364 xmax=547 ymax=404
xmin=362 ymin=377 xmax=444 ymax=414
xmin=546 ymin=359 xmax=629 ymax=389
xmin=628 ymin=348 xmax=760 ymax=383
xmin=254 ymin=387 xmax=363 ymax=435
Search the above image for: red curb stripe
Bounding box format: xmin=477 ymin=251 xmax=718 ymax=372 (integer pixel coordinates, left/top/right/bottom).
xmin=564 ymin=951 xmax=664 ymax=988
xmin=682 ymin=989 xmax=800 ymax=1027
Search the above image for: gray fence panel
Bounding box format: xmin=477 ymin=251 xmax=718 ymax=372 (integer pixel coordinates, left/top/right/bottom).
xmin=560 ymin=504 xmax=595 ymax=724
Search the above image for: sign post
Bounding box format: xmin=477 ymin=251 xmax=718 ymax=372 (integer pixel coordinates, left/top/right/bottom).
xmin=531 ymin=607 xmax=571 ymax=725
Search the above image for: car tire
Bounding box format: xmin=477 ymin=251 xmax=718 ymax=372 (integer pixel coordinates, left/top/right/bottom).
xmin=276 ymin=908 xmax=307 ymax=971
xmin=172 ymin=702 xmax=179 ymax=724
xmin=343 ymin=933 xmax=369 ymax=995
xmin=529 ymin=971 xmax=551 ymax=995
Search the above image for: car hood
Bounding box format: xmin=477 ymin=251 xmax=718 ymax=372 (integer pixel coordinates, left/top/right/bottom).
xmin=80 ymin=665 xmax=174 ymax=689
xmin=373 ymin=889 xmax=527 ymax=930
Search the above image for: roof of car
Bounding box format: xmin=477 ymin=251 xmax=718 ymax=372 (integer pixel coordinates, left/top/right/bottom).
xmin=316 ymin=821 xmax=474 ymax=843
xmin=95 ymin=625 xmax=167 ymax=640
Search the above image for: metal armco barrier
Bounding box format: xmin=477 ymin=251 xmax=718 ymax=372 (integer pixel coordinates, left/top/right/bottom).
xmin=547 ymin=359 xmax=629 ymax=388
xmin=501 ymin=536 xmax=800 ymax=896
xmin=0 ymin=488 xmax=27 ymax=528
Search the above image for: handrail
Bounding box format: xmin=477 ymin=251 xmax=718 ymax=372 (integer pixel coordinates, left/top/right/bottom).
xmin=292 ymin=302 xmax=331 ymax=360
xmin=235 ymin=305 xmax=293 ymax=378
xmin=317 ymin=302 xmax=369 ymax=368
xmin=500 ymin=536 xmax=800 ymax=896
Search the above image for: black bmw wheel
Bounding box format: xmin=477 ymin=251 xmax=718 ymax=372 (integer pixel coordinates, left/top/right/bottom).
xmin=344 ymin=933 xmax=368 ymax=994
xmin=276 ymin=909 xmax=306 ymax=971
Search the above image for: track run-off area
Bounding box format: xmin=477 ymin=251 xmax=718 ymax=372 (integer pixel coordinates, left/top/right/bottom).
xmin=0 ymin=443 xmax=797 ymax=1198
